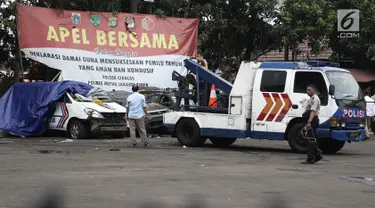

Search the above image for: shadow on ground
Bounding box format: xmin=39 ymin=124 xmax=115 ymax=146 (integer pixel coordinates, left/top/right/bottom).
xmin=32 ymin=186 xmax=292 ymax=208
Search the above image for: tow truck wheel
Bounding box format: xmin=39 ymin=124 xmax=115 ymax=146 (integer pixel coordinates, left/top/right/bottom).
xmin=68 ymin=120 xmax=89 ymax=139
xmin=175 ymin=119 xmax=206 ymax=147
xmin=318 ymin=139 xmax=345 ymax=154
xmin=209 ymin=138 xmax=237 ymax=147
xmin=371 ymin=119 xmax=375 ymax=133
xmin=287 ymin=122 xmax=308 ymax=153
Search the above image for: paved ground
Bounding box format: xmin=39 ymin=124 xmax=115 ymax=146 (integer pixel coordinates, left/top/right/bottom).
xmin=0 ymin=136 xmax=374 ymax=208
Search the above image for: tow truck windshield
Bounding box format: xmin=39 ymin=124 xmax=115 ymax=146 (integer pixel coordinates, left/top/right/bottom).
xmin=326 ymin=71 xmax=364 ymax=100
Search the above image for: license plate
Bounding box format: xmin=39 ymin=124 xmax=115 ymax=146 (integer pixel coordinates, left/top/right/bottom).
xmin=350 ymin=132 xmax=360 ymax=137
xmin=101 ymin=126 xmax=124 ymax=131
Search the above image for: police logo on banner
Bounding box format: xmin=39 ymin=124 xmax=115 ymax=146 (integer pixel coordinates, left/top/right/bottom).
xmin=89 ymin=14 xmax=101 ymax=26
xmin=108 ymin=14 xmax=118 ymax=28
xmin=141 ymin=16 xmax=154 ymax=31
xmin=125 ymin=16 xmax=136 ymax=29
xmin=71 ymin=13 xmax=81 ymax=24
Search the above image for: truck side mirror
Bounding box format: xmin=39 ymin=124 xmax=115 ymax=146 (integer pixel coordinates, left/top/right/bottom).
xmin=329 ymin=85 xmax=335 ymax=96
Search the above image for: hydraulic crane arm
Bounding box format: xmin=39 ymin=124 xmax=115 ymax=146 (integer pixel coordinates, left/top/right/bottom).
xmin=184 ymin=59 xmax=233 ymax=94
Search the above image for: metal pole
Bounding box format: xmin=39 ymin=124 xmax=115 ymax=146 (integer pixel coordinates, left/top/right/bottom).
xmin=51 ymin=71 xmax=62 ymax=82
xmin=129 ymin=0 xmax=137 ymax=13
xmin=14 ymin=1 xmax=24 ymax=82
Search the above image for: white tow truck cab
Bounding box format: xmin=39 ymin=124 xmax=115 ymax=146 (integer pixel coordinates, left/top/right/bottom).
xmin=163 ymin=60 xmax=366 ymax=154
xmin=49 ymin=92 xmax=127 ymax=139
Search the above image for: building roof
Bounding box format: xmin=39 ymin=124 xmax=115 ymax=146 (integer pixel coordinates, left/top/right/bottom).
xmin=257 ymin=41 xmax=332 ymax=61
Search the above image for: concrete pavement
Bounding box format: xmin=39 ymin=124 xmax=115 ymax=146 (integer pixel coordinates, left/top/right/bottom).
xmin=0 ymin=136 xmax=374 ymax=208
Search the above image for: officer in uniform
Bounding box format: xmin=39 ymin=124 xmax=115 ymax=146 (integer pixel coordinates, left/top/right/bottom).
xmin=302 ymin=84 xmax=323 ymax=164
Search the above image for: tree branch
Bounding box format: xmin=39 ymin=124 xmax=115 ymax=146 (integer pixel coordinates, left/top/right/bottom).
xmin=250 ymin=48 xmax=273 ymax=61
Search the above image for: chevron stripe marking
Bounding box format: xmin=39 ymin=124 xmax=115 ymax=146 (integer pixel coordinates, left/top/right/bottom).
xmin=257 ymin=93 xmax=274 ymax=121
xmin=56 ymin=102 xmax=69 ymax=128
xmin=266 ymin=93 xmax=283 ymax=122
xmin=56 ymin=102 xmax=64 ymax=128
xmin=61 ymin=103 xmax=69 ymax=128
xmin=275 ymin=94 xmax=292 ymax=122
xmin=60 ymin=102 xmax=69 ymax=128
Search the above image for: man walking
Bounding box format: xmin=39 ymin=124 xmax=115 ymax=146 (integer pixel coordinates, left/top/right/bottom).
xmin=301 ymin=84 xmax=323 ymax=164
xmin=125 ymin=85 xmax=151 ymax=147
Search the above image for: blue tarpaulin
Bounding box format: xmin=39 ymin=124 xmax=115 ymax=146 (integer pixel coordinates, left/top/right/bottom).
xmin=0 ymin=81 xmax=93 ymax=137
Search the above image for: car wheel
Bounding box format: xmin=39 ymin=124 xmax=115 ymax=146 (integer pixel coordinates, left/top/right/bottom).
xmin=68 ymin=120 xmax=89 ymax=139
xmin=371 ymin=119 xmax=375 ymax=133
xmin=175 ymin=118 xmax=206 ymax=147
xmin=209 ymin=138 xmax=237 ymax=147
xmin=287 ymin=122 xmax=308 ymax=153
xmin=318 ymin=138 xmax=345 ymax=154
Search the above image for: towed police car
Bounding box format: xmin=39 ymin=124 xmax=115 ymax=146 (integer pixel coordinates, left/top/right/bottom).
xmin=49 ymin=90 xmax=127 ymax=139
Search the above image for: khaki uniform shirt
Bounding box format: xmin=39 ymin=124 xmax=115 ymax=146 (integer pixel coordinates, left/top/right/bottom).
xmin=305 ymin=94 xmax=320 ymax=116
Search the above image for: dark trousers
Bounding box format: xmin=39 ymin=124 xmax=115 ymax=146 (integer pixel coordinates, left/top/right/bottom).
xmin=306 ymin=116 xmax=321 ymax=160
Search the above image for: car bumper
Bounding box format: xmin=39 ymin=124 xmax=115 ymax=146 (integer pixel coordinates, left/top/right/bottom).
xmin=317 ymin=128 xmax=366 ymax=141
xmin=146 ymin=115 xmax=165 ymax=129
xmin=90 ymin=119 xmax=127 ymax=133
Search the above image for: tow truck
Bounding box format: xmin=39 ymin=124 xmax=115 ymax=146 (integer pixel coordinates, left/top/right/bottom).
xmin=163 ymin=59 xmax=367 ymax=154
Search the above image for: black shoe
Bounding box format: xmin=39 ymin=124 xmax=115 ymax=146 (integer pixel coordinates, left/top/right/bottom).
xmin=132 ymin=142 xmax=137 ymax=147
xmin=144 ymin=142 xmax=151 ymax=147
xmin=301 ymin=157 xmax=315 ymax=164
xmin=314 ymin=155 xmax=323 ymax=163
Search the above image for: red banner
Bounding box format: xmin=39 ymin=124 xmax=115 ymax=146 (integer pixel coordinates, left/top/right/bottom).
xmin=17 ymin=4 xmax=199 ymax=57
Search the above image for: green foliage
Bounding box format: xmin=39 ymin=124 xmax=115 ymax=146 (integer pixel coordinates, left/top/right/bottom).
xmin=191 ymin=0 xmax=281 ymax=70
xmin=0 ymin=0 xmax=282 ymax=75
xmin=279 ymin=0 xmax=337 ymax=55
xmin=0 ymin=1 xmax=17 ymax=64
xmin=0 ymin=0 xmax=374 ymax=75
xmin=329 ymin=0 xmax=375 ymax=68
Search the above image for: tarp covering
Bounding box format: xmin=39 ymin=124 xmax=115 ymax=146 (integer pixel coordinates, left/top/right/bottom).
xmin=0 ymin=81 xmax=93 ymax=137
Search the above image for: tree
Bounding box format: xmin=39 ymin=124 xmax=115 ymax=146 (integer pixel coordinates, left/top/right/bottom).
xmin=329 ymin=0 xmax=375 ymax=69
xmin=0 ymin=0 xmax=18 ymax=64
xmin=189 ymin=0 xmax=282 ymax=71
xmin=0 ymin=0 xmax=283 ymax=78
xmin=278 ymin=0 xmax=337 ymax=60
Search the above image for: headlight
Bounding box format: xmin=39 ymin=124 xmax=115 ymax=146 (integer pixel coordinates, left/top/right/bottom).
xmin=330 ymin=118 xmax=346 ymax=128
xmin=360 ymin=123 xmax=365 ymax=128
xmin=84 ymin=108 xmax=104 ymax=118
xmin=330 ymin=118 xmax=338 ymax=127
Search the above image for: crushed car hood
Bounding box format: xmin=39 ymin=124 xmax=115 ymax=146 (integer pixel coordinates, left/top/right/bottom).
xmin=147 ymin=102 xmax=168 ymax=112
xmin=80 ymin=102 xmax=127 ymax=113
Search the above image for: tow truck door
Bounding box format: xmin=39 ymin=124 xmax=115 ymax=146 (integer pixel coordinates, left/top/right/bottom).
xmin=288 ymin=70 xmax=331 ymax=124
xmin=251 ymin=69 xmax=291 ymax=140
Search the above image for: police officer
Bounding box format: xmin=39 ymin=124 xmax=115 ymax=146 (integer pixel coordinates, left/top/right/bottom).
xmin=302 ymin=84 xmax=323 ymax=164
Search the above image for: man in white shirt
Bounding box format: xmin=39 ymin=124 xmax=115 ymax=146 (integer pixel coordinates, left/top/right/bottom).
xmin=125 ymin=85 xmax=150 ymax=147
xmin=365 ymin=96 xmax=375 ymax=139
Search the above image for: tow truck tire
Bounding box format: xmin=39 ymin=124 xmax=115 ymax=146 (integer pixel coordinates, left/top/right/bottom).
xmin=318 ymin=139 xmax=345 ymax=154
xmin=287 ymin=122 xmax=308 ymax=153
xmin=209 ymin=138 xmax=237 ymax=147
xmin=371 ymin=120 xmax=375 ymax=133
xmin=175 ymin=119 xmax=206 ymax=147
xmin=68 ymin=120 xmax=89 ymax=139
